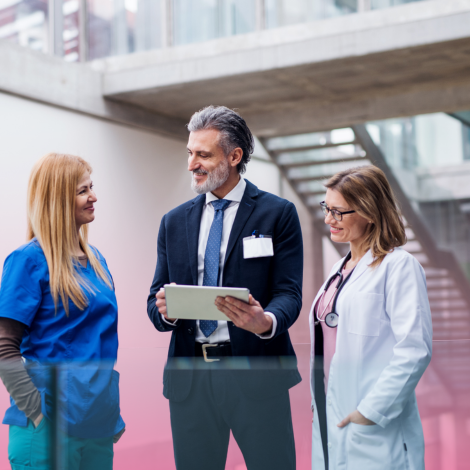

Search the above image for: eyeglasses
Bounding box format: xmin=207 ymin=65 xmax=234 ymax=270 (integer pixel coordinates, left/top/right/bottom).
xmin=320 ymin=201 xmax=355 ymax=221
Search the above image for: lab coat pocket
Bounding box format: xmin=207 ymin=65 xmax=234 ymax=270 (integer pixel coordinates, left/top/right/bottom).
xmin=348 ymin=292 xmax=384 ymax=337
xmin=349 ymin=422 xmax=378 ymax=434
xmin=347 ymin=421 xmax=406 ymax=470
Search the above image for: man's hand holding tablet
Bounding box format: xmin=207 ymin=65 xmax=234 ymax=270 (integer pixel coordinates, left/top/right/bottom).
xmin=155 ymin=283 xmax=177 ymax=323
xmin=215 ymin=295 xmax=273 ymax=336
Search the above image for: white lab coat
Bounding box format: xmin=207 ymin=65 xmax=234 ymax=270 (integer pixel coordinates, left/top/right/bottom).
xmin=310 ymin=248 xmax=432 ymax=470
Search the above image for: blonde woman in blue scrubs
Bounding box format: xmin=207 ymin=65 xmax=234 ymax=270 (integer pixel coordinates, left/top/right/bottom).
xmin=0 ymin=153 xmax=125 ymax=469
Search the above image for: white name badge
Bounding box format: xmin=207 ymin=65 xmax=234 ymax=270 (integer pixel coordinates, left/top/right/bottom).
xmin=243 ymin=235 xmax=274 ymax=259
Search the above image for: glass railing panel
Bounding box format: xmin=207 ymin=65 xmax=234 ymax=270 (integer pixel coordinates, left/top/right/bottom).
xmin=370 ymin=0 xmax=427 ymax=9
xmin=265 ymin=0 xmax=357 ymax=28
xmin=0 ymin=0 xmax=49 ymax=54
xmin=86 ymin=0 xmax=162 ymax=60
xmin=172 ymin=0 xmax=256 ymax=46
xmin=417 ymin=339 xmax=470 ymax=469
xmin=1 ymin=340 xmax=466 ymax=468
xmin=0 ymin=346 xmax=314 ymax=468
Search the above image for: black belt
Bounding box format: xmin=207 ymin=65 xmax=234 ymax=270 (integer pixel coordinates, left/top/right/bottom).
xmin=195 ymin=342 xmax=232 ymax=362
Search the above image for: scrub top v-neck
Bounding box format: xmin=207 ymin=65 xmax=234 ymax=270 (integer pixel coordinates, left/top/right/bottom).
xmin=0 ymin=239 xmax=124 ymax=438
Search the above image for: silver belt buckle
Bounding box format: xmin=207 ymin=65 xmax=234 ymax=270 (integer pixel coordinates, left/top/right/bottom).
xmin=202 ymin=343 xmax=220 ymax=363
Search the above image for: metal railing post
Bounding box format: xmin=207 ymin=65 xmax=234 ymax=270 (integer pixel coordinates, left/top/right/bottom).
xmin=79 ymin=0 xmax=88 ymax=62
xmin=47 ymin=0 xmax=63 ymax=57
xmin=357 ymin=0 xmax=372 ymax=12
xmin=162 ymin=0 xmax=173 ymax=47
xmin=49 ymin=364 xmax=60 ymax=470
xmin=255 ymin=0 xmax=265 ymax=31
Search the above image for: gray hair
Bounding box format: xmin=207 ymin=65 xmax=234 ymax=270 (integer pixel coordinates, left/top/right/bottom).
xmin=187 ymin=106 xmax=254 ymax=174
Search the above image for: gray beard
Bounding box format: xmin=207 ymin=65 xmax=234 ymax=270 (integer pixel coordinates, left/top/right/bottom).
xmin=191 ymin=158 xmax=230 ymax=195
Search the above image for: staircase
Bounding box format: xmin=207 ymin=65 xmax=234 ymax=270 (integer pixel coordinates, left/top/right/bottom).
xmin=259 ymin=123 xmax=470 ymax=399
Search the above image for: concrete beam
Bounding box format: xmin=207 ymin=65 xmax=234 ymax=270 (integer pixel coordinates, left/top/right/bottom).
xmin=98 ymin=0 xmax=470 ymax=136
xmin=0 ymin=41 xmax=187 ymax=140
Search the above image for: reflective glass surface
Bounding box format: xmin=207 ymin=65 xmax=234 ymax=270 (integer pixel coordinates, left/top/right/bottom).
xmin=62 ymin=0 xmax=80 ymax=62
xmin=265 ymin=0 xmax=357 ymax=28
xmin=87 ymin=0 xmax=162 ymax=60
xmin=370 ymin=0 xmax=426 ymax=9
xmin=0 ymin=341 xmax=468 ymax=468
xmin=172 ymin=0 xmax=256 ymax=46
xmin=0 ymin=0 xmax=434 ymax=59
xmin=366 ymin=113 xmax=470 ymax=279
xmin=0 ymin=0 xmax=48 ymax=53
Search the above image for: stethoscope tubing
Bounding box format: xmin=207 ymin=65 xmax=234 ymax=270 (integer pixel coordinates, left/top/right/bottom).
xmin=316 ymin=252 xmax=354 ymax=328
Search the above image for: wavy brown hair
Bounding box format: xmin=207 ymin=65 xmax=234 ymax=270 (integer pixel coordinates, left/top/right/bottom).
xmin=325 ymin=165 xmax=406 ymax=268
xmin=27 ymin=153 xmax=112 ymax=314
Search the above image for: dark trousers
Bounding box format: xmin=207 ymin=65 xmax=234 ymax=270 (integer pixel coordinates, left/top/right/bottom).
xmin=169 ymin=366 xmax=296 ymax=470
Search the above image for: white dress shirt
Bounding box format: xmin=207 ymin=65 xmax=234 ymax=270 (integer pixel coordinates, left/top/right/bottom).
xmin=163 ymin=177 xmax=277 ymax=343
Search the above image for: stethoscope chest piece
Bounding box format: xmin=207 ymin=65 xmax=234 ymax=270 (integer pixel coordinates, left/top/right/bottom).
xmin=325 ymin=312 xmax=339 ymax=328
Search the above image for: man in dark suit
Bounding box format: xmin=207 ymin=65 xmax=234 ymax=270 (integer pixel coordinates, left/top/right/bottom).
xmin=147 ymin=106 xmax=303 ymax=470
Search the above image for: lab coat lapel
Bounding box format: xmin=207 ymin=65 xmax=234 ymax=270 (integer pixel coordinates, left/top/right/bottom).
xmin=342 ymin=249 xmax=374 ymax=293
xmin=185 ymin=195 xmax=205 ymax=285
xmin=224 ymin=180 xmax=258 ymax=265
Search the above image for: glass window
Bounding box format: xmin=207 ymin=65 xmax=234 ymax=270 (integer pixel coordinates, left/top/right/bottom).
xmin=172 ymin=0 xmax=255 ymax=46
xmin=0 ymin=0 xmax=48 ymax=54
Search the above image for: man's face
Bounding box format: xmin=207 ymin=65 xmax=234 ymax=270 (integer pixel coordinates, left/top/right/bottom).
xmin=187 ymin=129 xmax=231 ymax=194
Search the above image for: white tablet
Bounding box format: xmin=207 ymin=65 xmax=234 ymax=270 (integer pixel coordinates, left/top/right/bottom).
xmin=164 ymin=285 xmax=250 ymax=321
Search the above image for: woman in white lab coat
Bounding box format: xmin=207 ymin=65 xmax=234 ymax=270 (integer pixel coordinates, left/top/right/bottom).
xmin=310 ymin=165 xmax=432 ymax=470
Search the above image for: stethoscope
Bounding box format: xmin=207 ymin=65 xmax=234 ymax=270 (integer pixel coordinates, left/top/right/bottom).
xmin=315 ymin=252 xmax=355 ymax=328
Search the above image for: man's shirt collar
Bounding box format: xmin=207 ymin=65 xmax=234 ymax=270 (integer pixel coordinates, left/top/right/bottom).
xmin=205 ymin=177 xmax=246 ymax=206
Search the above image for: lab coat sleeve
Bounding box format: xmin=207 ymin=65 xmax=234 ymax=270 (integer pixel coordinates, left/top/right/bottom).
xmin=357 ymin=254 xmax=432 ymax=428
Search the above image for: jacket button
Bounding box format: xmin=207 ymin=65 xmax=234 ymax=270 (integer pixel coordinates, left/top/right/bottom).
xmin=188 ymin=327 xmax=194 ymax=335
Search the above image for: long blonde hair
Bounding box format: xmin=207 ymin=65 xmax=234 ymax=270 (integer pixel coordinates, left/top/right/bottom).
xmin=27 ymin=153 xmax=112 ymax=314
xmin=325 ymin=165 xmax=406 ymax=268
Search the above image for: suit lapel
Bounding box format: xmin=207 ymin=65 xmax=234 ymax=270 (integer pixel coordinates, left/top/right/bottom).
xmin=186 ymin=195 xmax=205 ymax=285
xmin=224 ymin=180 xmax=258 ymax=265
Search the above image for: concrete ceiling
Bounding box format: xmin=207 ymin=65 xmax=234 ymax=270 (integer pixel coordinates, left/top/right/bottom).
xmin=100 ymin=0 xmax=470 ymax=137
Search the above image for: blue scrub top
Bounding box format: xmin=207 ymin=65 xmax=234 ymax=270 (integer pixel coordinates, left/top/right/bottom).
xmin=0 ymin=239 xmax=125 ymax=438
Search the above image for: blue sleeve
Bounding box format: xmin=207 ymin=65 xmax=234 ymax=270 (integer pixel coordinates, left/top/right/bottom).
xmin=89 ymin=246 xmax=114 ymax=290
xmin=0 ymin=250 xmax=45 ymax=327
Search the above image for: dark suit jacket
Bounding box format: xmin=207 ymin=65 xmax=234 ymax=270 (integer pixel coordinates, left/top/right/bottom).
xmin=147 ymin=179 xmax=303 ymax=401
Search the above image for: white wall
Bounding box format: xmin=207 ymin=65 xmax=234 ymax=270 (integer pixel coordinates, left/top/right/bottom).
xmin=0 ymin=92 xmax=318 ymax=466
xmin=0 ymin=91 xmax=193 ymax=350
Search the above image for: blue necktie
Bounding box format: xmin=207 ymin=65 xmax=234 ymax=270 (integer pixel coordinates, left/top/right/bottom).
xmin=200 ymin=199 xmax=232 ymax=338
